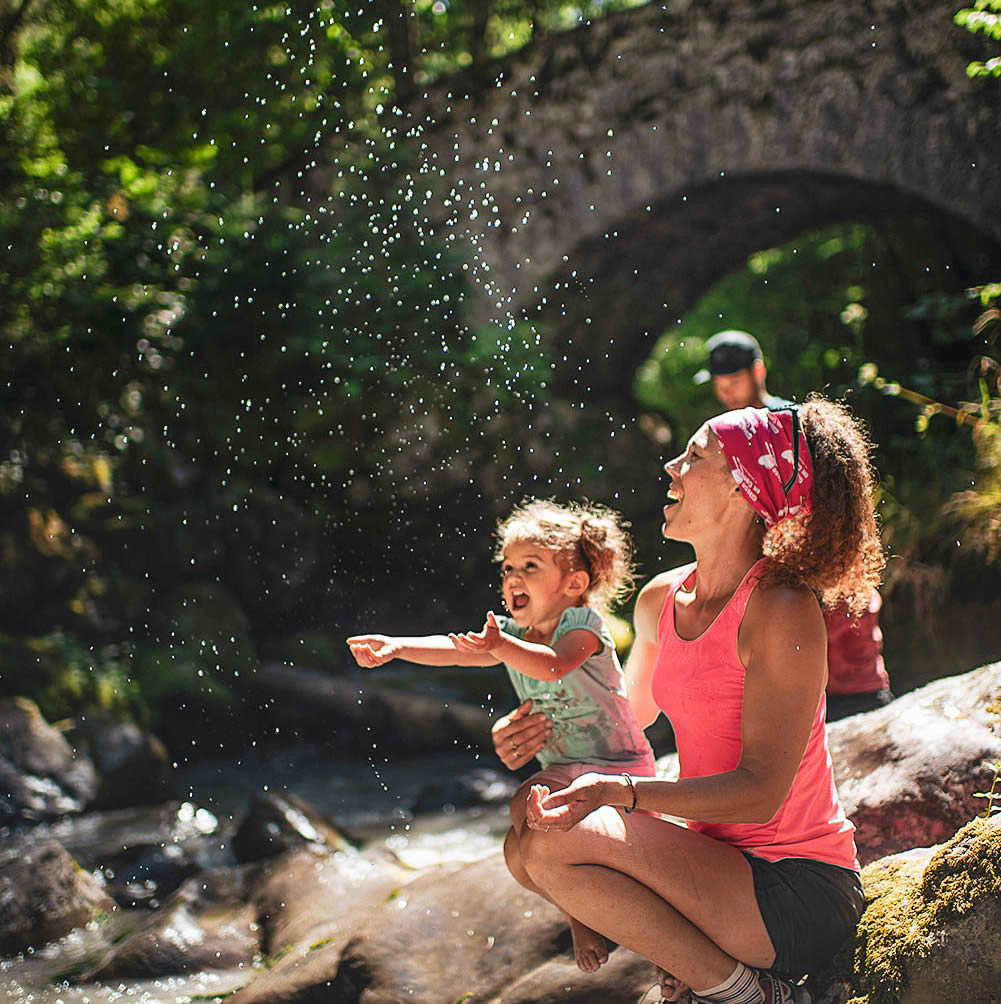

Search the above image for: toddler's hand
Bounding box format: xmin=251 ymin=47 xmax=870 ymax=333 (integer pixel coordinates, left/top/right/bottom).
xmin=449 ymin=610 xmax=503 ymax=653
xmin=346 ymin=634 xmax=401 ymax=668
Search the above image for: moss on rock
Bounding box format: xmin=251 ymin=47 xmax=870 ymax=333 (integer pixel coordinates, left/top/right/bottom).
xmin=842 ymin=815 xmax=1001 ymax=1004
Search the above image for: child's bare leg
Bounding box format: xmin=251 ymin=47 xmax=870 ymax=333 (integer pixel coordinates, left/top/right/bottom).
xmin=506 ymin=778 xmax=610 ymax=973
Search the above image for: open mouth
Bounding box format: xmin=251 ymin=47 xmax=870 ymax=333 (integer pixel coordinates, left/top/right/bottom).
xmin=511 ymin=592 xmax=530 ymax=610
xmin=665 ymin=489 xmax=681 ymax=507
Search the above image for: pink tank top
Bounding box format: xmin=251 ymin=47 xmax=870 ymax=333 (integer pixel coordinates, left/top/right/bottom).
xmin=652 ymin=559 xmax=858 ymax=870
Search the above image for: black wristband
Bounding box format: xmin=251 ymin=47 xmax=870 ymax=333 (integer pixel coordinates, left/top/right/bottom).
xmin=622 ymin=773 xmax=637 ymax=814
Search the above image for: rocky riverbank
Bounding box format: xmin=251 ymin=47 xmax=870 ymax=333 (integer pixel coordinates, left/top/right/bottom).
xmin=2 ymin=663 xmax=1000 ymax=1002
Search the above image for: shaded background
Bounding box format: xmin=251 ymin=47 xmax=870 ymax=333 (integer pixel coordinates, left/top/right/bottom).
xmin=2 ymin=0 xmax=1000 ymax=760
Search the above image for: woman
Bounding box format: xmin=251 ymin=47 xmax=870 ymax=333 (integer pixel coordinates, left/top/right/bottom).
xmin=492 ymin=397 xmax=883 ymax=1004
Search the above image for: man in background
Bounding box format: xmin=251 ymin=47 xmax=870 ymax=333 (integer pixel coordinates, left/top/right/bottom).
xmin=694 ymin=328 xmax=793 ymax=411
xmin=696 ymin=329 xmax=894 ymax=720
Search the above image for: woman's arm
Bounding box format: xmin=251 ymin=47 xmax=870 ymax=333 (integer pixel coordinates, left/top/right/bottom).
xmin=527 ymin=583 xmax=828 ymax=828
xmin=622 ymin=570 xmax=690 ymax=726
xmin=346 ymin=633 xmax=499 ymax=668
xmin=623 ymin=571 xmax=682 ymax=728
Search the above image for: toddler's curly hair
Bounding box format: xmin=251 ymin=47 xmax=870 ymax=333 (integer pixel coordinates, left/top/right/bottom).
xmin=494 ymin=499 xmax=636 ymax=612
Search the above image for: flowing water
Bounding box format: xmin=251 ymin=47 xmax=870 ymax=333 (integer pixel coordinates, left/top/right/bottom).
xmin=1 ymin=749 xmax=510 ymax=1003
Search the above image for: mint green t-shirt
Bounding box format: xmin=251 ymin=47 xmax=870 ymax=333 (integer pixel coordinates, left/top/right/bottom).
xmin=496 ymin=607 xmax=655 ymax=771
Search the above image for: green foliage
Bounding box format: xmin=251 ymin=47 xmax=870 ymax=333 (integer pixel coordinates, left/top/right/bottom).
xmin=0 ymin=0 xmax=590 ymax=727
xmin=633 ymin=332 xmax=718 ymax=446
xmin=956 ymin=0 xmax=1001 ymax=76
xmin=973 ymin=761 xmax=1001 ymax=818
xmin=400 ymin=0 xmax=643 ymax=85
xmin=632 ymin=221 xmax=983 ymax=448
xmin=939 ymin=290 xmax=1001 ymax=563
xmin=10 ymin=631 xmax=140 ymax=724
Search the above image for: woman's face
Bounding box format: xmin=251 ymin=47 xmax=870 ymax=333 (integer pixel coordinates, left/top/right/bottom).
xmin=661 ymin=423 xmax=741 ymax=542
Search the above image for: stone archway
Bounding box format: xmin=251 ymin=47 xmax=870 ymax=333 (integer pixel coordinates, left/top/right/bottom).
xmin=407 ymin=0 xmax=1001 ymax=385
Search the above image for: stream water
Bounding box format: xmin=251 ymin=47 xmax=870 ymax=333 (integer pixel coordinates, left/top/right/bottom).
xmin=1 ymin=748 xmax=511 ymax=1003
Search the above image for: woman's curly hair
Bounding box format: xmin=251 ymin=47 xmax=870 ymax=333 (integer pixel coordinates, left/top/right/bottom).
xmin=761 ymin=395 xmax=885 ymax=614
xmin=494 ymin=499 xmax=636 ymax=612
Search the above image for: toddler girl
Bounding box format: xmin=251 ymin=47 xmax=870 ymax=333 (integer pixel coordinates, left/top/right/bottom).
xmin=347 ymin=498 xmax=656 ymax=973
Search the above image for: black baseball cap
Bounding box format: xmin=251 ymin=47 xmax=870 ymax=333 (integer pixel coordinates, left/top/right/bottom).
xmin=693 ymin=330 xmax=763 ymax=385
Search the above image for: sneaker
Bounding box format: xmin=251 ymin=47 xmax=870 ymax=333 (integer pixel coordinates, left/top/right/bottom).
xmin=756 ymin=970 xmax=812 ymax=1004
xmin=688 ymin=969 xmax=811 ymax=1004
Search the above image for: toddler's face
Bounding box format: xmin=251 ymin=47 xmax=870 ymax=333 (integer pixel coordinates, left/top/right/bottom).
xmin=500 ymin=541 xmax=571 ymax=625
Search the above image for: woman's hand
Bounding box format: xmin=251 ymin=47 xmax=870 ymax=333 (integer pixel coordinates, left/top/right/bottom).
xmin=449 ymin=610 xmax=503 ymax=654
xmin=526 ymin=773 xmax=621 ymax=831
xmin=346 ymin=635 xmax=401 ymax=668
xmin=491 ymin=699 xmax=552 ymax=770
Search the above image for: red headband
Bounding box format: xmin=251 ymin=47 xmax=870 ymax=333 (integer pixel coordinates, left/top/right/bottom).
xmin=707 ymin=407 xmax=814 ymax=528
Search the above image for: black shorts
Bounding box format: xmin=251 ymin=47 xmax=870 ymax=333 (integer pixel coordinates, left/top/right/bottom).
xmin=744 ymin=853 xmax=865 ymax=980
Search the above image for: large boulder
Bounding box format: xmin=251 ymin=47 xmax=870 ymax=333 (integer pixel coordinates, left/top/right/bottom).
xmin=812 ymin=813 xmax=1001 ymax=1003
xmin=99 ymin=840 xmax=202 ymax=909
xmin=0 ymin=840 xmax=114 ymax=956
xmin=411 ymin=765 xmax=520 ymax=814
xmin=229 ymin=845 xmax=659 ymax=1003
xmin=226 ymin=844 xmax=411 ymax=1003
xmin=828 ymin=662 xmax=1001 ymax=864
xmin=1 ymin=799 xmax=219 ymax=910
xmin=0 ymin=697 xmax=97 ymax=825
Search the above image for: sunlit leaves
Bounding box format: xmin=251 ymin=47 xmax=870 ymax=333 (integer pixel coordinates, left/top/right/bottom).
xmin=956 ymin=0 xmax=1001 ymax=76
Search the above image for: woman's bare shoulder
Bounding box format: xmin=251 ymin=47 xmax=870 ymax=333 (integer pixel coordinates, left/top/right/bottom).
xmin=749 ymin=578 xmax=821 ymax=619
xmin=743 ymin=578 xmax=826 ymax=654
xmin=638 ymin=564 xmax=691 ymax=601
xmin=633 ymin=565 xmax=692 ymax=634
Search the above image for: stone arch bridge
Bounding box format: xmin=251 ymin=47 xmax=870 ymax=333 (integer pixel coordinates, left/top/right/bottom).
xmin=408 ymin=0 xmax=1001 ymax=393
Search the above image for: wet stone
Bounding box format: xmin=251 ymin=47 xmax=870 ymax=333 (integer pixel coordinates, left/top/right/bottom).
xmin=232 ymin=791 xmax=356 ymax=863
xmin=411 ymin=765 xmax=519 ymax=814
xmin=100 ymin=842 xmax=202 ymax=909
xmin=67 ymin=713 xmax=175 ymax=811
xmin=0 ymin=698 xmax=98 ymax=826
xmin=0 ymin=840 xmax=115 ymax=957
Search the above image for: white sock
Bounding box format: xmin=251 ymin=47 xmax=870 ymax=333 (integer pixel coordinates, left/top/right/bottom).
xmin=692 ymin=961 xmax=763 ymax=1004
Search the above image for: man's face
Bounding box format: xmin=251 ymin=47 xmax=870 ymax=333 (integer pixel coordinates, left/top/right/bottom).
xmin=711 ymin=367 xmax=760 ymax=410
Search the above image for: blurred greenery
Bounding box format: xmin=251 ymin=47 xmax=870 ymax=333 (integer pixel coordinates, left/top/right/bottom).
xmin=1 ymin=0 xmax=1000 ymax=738
xmin=955 ymin=0 xmax=1001 ymax=75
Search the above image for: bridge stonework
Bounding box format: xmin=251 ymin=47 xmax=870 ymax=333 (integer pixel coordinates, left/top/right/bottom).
xmin=408 ymin=0 xmax=1001 ymax=377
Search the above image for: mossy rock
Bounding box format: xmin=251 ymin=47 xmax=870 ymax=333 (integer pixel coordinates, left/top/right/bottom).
xmin=821 ymin=815 xmax=1001 ymax=1004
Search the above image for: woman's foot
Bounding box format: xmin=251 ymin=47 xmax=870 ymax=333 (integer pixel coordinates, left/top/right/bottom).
xmin=569 ymin=917 xmax=609 ymax=972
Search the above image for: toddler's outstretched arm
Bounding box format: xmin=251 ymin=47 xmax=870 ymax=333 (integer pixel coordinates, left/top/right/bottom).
xmin=346 ymin=633 xmax=498 ymax=668
xmin=451 ymin=611 xmax=600 ymax=682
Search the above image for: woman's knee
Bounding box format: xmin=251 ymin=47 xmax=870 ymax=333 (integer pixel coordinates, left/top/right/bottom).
xmin=508 ymin=783 xmax=532 ymax=829
xmin=503 ymin=826 xmax=523 ymax=873
xmin=519 ymin=824 xmax=571 ymax=885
